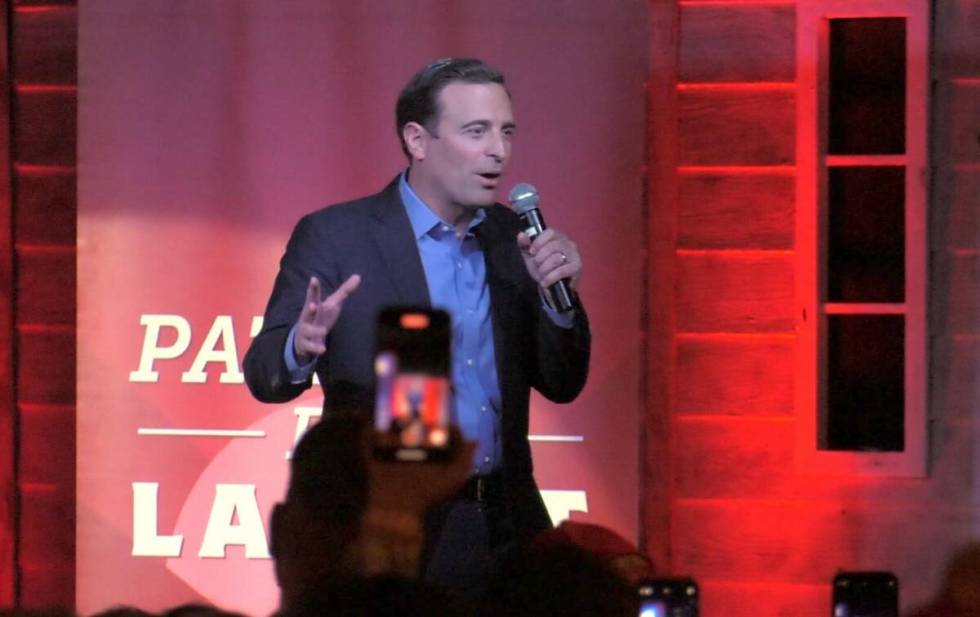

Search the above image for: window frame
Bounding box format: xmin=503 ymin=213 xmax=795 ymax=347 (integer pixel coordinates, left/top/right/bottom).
xmin=795 ymin=0 xmax=930 ymax=476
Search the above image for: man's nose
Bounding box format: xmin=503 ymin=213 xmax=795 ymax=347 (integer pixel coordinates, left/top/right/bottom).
xmin=487 ymin=130 xmax=509 ymax=161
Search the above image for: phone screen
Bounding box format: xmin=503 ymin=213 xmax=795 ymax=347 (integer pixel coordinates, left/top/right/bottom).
xmin=638 ymin=600 xmax=666 ymax=617
xmin=637 ymin=579 xmax=698 ymax=617
xmin=373 ymin=307 xmax=452 ymax=461
xmin=832 ymin=572 xmax=898 ymax=617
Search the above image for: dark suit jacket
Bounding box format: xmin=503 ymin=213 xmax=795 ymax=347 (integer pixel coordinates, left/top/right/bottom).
xmin=243 ymin=176 xmax=590 ymax=539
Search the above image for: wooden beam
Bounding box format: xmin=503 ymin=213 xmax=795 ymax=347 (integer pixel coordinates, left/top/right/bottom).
xmin=675 ymin=251 xmax=794 ymax=333
xmin=675 ymin=335 xmax=794 ymax=415
xmin=679 ymin=3 xmax=796 ymax=83
xmin=10 ymin=2 xmax=78 ymax=606
xmin=678 ymin=171 xmax=795 ymax=249
xmin=643 ymin=0 xmax=680 ymax=572
xmin=0 ymin=0 xmax=18 ymax=606
xmin=678 ymin=86 xmax=796 ymax=165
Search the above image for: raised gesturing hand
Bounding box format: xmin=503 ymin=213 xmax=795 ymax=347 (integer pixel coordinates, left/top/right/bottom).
xmin=293 ymin=274 xmax=361 ymax=364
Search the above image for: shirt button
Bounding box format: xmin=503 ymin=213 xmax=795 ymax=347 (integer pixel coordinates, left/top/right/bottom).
xmin=481 ymin=405 xmax=488 ymax=412
xmin=483 ymin=456 xmax=491 ymax=463
xmin=442 ymin=225 xmax=451 ymax=233
xmin=456 ymin=261 xmax=463 ymax=270
xmin=466 ymin=358 xmax=474 ymax=366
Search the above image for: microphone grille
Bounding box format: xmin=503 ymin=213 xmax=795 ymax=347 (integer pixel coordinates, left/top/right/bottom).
xmin=508 ymin=183 xmax=539 ymax=214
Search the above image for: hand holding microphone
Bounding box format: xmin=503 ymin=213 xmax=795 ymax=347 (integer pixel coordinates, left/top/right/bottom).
xmin=509 ymin=183 xmax=581 ymax=313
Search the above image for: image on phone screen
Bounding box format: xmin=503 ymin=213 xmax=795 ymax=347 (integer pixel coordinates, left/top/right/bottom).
xmin=832 ymin=572 xmax=898 ymax=617
xmin=639 ymin=600 xmax=666 ymax=617
xmin=637 ymin=579 xmax=698 ymax=617
xmin=372 ymin=307 xmax=453 ymax=461
xmin=374 ymin=351 xmax=450 ymax=453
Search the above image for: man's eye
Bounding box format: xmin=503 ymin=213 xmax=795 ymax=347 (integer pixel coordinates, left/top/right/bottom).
xmin=466 ymin=127 xmax=486 ymax=137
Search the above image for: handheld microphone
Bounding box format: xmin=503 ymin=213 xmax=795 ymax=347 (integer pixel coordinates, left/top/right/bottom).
xmin=508 ymin=183 xmax=575 ymax=313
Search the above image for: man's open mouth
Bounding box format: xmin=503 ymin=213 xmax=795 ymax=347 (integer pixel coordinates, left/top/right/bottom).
xmin=477 ymin=173 xmax=502 ymax=189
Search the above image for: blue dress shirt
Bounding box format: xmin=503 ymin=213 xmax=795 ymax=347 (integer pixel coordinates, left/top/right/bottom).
xmin=398 ymin=174 xmax=502 ymax=474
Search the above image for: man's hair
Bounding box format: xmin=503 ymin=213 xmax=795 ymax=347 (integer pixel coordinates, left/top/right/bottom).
xmin=395 ymin=58 xmax=506 ymax=161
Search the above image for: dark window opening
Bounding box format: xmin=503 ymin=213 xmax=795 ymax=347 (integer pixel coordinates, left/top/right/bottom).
xmin=827 ymin=166 xmax=905 ymax=302
xmin=829 ymin=18 xmax=906 ymax=154
xmin=824 ymin=315 xmax=904 ymax=452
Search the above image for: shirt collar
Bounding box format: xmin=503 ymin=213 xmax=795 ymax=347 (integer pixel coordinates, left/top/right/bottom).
xmin=399 ymin=171 xmax=486 ymax=240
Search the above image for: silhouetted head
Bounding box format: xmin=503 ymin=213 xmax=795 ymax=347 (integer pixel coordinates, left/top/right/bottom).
xmin=270 ymin=406 xmax=371 ymax=609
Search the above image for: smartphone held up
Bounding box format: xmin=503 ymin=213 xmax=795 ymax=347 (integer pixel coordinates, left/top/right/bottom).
xmin=832 ymin=571 xmax=898 ymax=617
xmin=373 ymin=307 xmax=454 ymax=462
xmin=637 ymin=578 xmax=698 ymax=617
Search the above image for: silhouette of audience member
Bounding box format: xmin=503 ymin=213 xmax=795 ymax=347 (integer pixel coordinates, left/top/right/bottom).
xmin=270 ymin=383 xmax=472 ymax=614
xmin=88 ymin=607 xmax=154 ymax=617
xmin=284 ymin=574 xmax=461 ymax=617
xmin=88 ymin=603 xmax=245 ymax=617
xmin=908 ymin=542 xmax=980 ymax=617
xmin=531 ymin=520 xmax=655 ymax=585
xmin=269 ymin=411 xmax=370 ymax=610
xmin=160 ymin=604 xmax=246 ymax=617
xmin=480 ymin=539 xmax=636 ymax=617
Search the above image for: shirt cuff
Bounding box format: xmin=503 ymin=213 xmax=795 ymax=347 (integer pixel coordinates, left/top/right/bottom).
xmin=284 ymin=325 xmax=318 ymax=383
xmin=539 ymin=289 xmax=575 ymax=329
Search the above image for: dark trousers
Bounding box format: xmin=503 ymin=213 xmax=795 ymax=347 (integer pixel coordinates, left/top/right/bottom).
xmin=422 ymin=494 xmax=518 ymax=610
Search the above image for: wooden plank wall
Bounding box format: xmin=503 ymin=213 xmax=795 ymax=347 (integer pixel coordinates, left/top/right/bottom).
xmin=7 ymin=0 xmax=78 ymax=608
xmin=925 ymin=0 xmax=980 ymax=606
xmin=0 ymin=0 xmax=14 ymax=607
xmin=669 ymin=1 xmax=815 ymax=614
xmin=644 ymin=0 xmax=680 ymax=572
xmin=658 ymin=1 xmax=980 ymax=614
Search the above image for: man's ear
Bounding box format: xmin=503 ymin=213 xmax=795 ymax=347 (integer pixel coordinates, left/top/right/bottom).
xmin=402 ymin=122 xmax=428 ymax=162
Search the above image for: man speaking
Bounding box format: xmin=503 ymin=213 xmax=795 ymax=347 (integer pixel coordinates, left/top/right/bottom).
xmin=243 ymin=58 xmax=590 ymax=600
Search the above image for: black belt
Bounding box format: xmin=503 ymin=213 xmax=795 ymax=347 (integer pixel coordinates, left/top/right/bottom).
xmin=461 ymin=473 xmax=504 ymax=504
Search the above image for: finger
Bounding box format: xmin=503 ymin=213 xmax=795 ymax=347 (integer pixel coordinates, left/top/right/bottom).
xmin=527 ymin=229 xmax=556 ymax=256
xmin=296 ymin=331 xmax=327 ymax=357
xmin=528 ymin=249 xmax=559 ymax=275
xmin=305 ymin=276 xmax=322 ymax=305
xmin=304 ymin=336 xmax=327 ymax=356
xmin=293 ymin=322 xmax=327 ymax=361
xmin=543 ymin=235 xmax=576 ymax=266
xmin=315 ymin=274 xmax=362 ymax=327
xmin=533 ymin=240 xmax=576 ymax=270
xmin=532 ymin=244 xmax=560 ymax=269
xmin=540 ymin=266 xmax=573 ymax=289
xmin=516 ymin=231 xmax=532 ymax=251
xmin=539 ymin=254 xmax=581 ymax=289
xmin=331 ymin=274 xmax=362 ymax=302
xmin=530 ymin=232 xmax=570 ymax=266
xmin=299 ymin=277 xmax=322 ymax=322
xmin=322 ymin=274 xmax=362 ymax=311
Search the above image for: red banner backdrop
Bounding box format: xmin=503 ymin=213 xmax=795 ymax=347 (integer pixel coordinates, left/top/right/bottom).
xmin=77 ymin=2 xmax=648 ymax=614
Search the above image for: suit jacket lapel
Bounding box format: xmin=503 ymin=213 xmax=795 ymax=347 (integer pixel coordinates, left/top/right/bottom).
xmin=367 ymin=179 xmax=431 ymax=307
xmin=479 ymin=206 xmax=530 ymax=290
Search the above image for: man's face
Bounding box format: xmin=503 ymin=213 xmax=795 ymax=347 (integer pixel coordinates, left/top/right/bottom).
xmin=415 ymin=81 xmax=515 ymax=210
